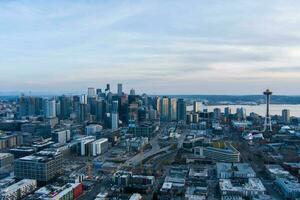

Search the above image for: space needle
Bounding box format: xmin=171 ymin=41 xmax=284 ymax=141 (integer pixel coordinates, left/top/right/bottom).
xmin=263 ymin=89 xmax=272 ymax=132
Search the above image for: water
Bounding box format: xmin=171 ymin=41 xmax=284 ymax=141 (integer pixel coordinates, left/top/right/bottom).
xmin=187 ymin=104 xmax=300 ymax=117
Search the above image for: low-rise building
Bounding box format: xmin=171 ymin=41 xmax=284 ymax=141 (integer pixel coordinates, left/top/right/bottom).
xmin=265 ymin=164 xmax=295 ymax=180
xmin=0 ymin=153 xmax=14 ymax=170
xmin=217 ymin=163 xmax=256 ymax=179
xmin=33 ymin=183 xmax=83 ymax=200
xmin=219 ymin=178 xmax=266 ymax=199
xmin=0 ymin=179 xmax=37 ymax=200
xmin=275 ymin=178 xmax=300 ymax=199
xmin=195 ymin=143 xmax=240 ymax=163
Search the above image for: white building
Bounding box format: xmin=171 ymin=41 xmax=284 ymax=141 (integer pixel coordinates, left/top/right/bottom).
xmin=193 ymin=101 xmax=201 ymax=113
xmin=219 ymin=178 xmax=266 ymax=199
xmin=0 ymin=179 xmax=37 ymax=200
xmin=92 ymin=138 xmax=108 ymax=156
xmin=77 ymin=136 xmax=96 ymax=156
xmin=52 ymin=129 xmax=71 ymax=144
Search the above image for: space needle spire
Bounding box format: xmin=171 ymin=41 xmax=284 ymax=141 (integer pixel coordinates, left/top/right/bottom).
xmin=263 ymin=89 xmax=272 ymax=132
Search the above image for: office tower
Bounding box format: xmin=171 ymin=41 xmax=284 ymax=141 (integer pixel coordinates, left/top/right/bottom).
xmin=214 ymin=108 xmax=221 ymax=120
xmin=55 ymin=101 xmax=61 ymax=117
xmin=138 ymin=107 xmax=147 ymax=122
xmin=129 ymin=103 xmax=139 ymax=122
xmin=19 ymin=96 xmax=42 ymax=117
xmin=236 ymin=107 xmax=246 ymax=121
xmin=96 ymin=88 xmax=102 ymax=95
xmin=105 ymin=84 xmax=110 ymax=92
xmin=177 ymin=98 xmax=186 ymax=121
xmin=78 ymin=103 xmax=88 ymax=122
xmin=44 ymin=99 xmax=56 ymax=118
xmin=52 ymin=129 xmax=71 ymax=144
xmin=193 ymin=113 xmax=199 ymax=123
xmin=155 ymin=97 xmax=161 ymax=116
xmin=80 ymin=94 xmax=88 ymax=104
xmin=118 ymin=83 xmax=123 ymax=96
xmin=160 ymin=97 xmax=170 ymax=121
xmin=193 ymin=101 xmax=201 ymax=113
xmin=282 ymin=109 xmax=290 ymax=124
xmin=111 ymin=101 xmax=119 ymax=130
xmin=224 ymin=107 xmax=232 ymax=117
xmin=95 ymin=99 xmax=104 ymax=122
xmin=14 ymin=149 xmax=63 ymax=184
xmin=72 ymin=96 xmax=80 ymax=113
xmin=58 ymin=96 xmax=72 ymax=120
xmin=263 ymin=89 xmax=272 ymax=132
xmin=88 ymin=87 xmax=96 ymax=97
xmin=34 ymin=97 xmax=44 ymax=115
xmin=170 ymin=98 xmax=177 ymax=121
xmin=130 ymin=88 xmax=136 ymax=95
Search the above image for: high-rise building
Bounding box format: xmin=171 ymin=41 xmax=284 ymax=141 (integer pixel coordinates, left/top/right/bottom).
xmin=170 ymin=98 xmax=177 ymax=121
xmin=105 ymin=84 xmax=110 ymax=92
xmin=177 ymin=99 xmax=186 ymax=122
xmin=236 ymin=107 xmax=246 ymax=121
xmin=193 ymin=101 xmax=201 ymax=113
xmin=78 ymin=103 xmax=88 ymax=122
xmin=19 ymin=96 xmax=43 ymax=117
xmin=118 ymin=83 xmax=123 ymax=96
xmin=87 ymin=87 xmax=96 ymax=97
xmin=44 ymin=99 xmax=56 ymax=118
xmin=224 ymin=107 xmax=232 ymax=117
xmin=130 ymin=88 xmax=136 ymax=95
xmin=129 ymin=103 xmax=139 ymax=122
xmin=160 ymin=97 xmax=170 ymax=121
xmin=95 ymin=99 xmax=104 ymax=122
xmin=282 ymin=109 xmax=291 ymax=124
xmin=80 ymin=94 xmax=88 ymax=104
xmin=58 ymin=96 xmax=72 ymax=120
xmin=111 ymin=101 xmax=119 ymax=130
xmin=156 ymin=97 xmax=161 ymax=117
xmin=214 ymin=108 xmax=222 ymax=120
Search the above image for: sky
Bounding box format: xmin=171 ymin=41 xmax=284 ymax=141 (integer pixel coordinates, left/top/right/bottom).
xmin=1 ymin=0 xmax=300 ymax=95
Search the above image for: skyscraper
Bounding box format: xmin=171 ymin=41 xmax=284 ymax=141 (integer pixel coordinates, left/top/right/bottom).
xmin=87 ymin=87 xmax=96 ymax=97
xmin=44 ymin=99 xmax=56 ymax=118
xmin=80 ymin=94 xmax=88 ymax=104
xmin=236 ymin=107 xmax=246 ymax=121
xmin=177 ymin=98 xmax=186 ymax=122
xmin=160 ymin=97 xmax=170 ymax=121
xmin=130 ymin=88 xmax=136 ymax=95
xmin=282 ymin=109 xmax=290 ymax=124
xmin=58 ymin=96 xmax=72 ymax=120
xmin=156 ymin=97 xmax=161 ymax=116
xmin=193 ymin=101 xmax=201 ymax=113
xmin=170 ymin=98 xmax=177 ymax=121
xmin=214 ymin=108 xmax=221 ymax=120
xmin=111 ymin=101 xmax=119 ymax=130
xmin=117 ymin=83 xmax=123 ymax=96
xmin=224 ymin=107 xmax=232 ymax=117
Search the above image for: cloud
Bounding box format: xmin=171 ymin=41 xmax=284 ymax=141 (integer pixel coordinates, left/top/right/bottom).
xmin=1 ymin=0 xmax=300 ymax=94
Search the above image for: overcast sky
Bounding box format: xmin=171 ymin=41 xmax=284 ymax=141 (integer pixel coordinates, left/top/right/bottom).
xmin=1 ymin=0 xmax=300 ymax=95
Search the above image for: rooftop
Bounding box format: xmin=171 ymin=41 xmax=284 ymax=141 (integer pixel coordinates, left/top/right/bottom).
xmin=18 ymin=149 xmax=61 ymax=162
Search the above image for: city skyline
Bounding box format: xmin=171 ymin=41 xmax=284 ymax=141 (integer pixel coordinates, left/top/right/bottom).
xmin=2 ymin=1 xmax=300 ymax=94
